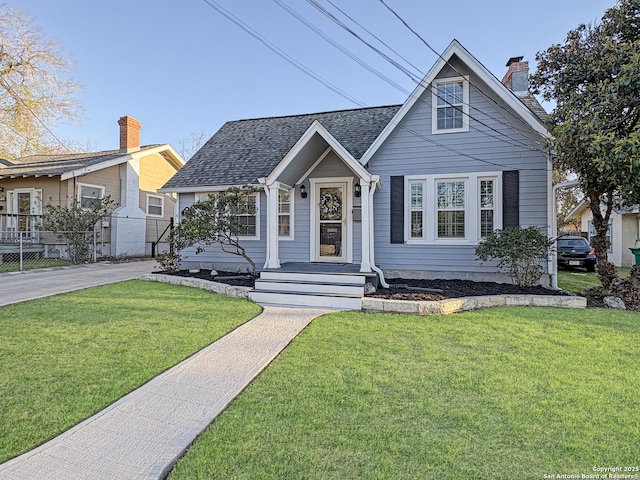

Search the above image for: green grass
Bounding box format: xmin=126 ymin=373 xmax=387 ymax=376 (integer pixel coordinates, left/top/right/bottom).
xmin=169 ymin=307 xmax=640 ymax=480
xmin=558 ymin=267 xmax=630 ymax=293
xmin=0 ymin=280 xmax=261 ymax=463
xmin=0 ymin=258 xmax=73 ymax=273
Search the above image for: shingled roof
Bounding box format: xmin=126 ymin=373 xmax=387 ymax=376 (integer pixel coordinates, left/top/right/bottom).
xmin=518 ymin=94 xmax=548 ymax=123
xmin=162 ymin=105 xmax=401 ymax=190
xmin=0 ymin=145 xmax=162 ymax=179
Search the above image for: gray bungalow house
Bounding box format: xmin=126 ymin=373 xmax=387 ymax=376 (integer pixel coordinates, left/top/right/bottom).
xmin=161 ymin=40 xmax=551 ymax=308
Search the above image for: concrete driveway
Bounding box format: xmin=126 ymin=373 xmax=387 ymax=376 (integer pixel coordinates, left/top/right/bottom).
xmin=0 ymin=260 xmax=158 ymax=307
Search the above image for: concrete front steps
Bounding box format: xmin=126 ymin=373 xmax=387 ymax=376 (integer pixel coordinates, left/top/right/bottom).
xmin=249 ymin=271 xmax=366 ymax=309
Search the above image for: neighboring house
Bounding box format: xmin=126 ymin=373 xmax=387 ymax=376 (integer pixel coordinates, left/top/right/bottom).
xmin=565 ymin=200 xmax=640 ymax=267
xmin=161 ymin=40 xmax=551 ymax=291
xmin=0 ymin=116 xmax=185 ymax=260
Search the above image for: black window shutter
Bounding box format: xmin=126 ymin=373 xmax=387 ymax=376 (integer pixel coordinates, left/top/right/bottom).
xmin=502 ymin=170 xmax=519 ymax=228
xmin=390 ymin=176 xmax=404 ymax=244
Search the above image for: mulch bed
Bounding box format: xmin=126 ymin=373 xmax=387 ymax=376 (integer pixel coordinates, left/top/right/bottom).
xmin=154 ymin=270 xmax=569 ymax=300
xmin=372 ymin=278 xmax=569 ymax=301
xmin=153 ymin=269 xmax=256 ymax=287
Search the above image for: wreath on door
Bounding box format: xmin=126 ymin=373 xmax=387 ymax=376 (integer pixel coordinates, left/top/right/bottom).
xmin=319 ymin=192 xmax=341 ymax=219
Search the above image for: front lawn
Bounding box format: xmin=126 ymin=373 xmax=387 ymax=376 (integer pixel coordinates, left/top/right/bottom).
xmin=0 ymin=280 xmax=261 ymax=463
xmin=169 ymin=307 xmax=640 ymax=479
xmin=0 ymin=258 xmax=73 ymax=273
xmin=557 ymin=267 xmax=630 ymax=293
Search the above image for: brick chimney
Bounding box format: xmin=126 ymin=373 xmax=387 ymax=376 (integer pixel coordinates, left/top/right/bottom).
xmin=501 ymin=56 xmax=529 ymax=97
xmin=118 ymin=116 xmax=142 ymax=153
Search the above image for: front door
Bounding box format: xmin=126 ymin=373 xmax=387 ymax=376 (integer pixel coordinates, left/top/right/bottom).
xmin=7 ymin=189 xmax=41 ymax=232
xmin=315 ymin=182 xmax=347 ymax=262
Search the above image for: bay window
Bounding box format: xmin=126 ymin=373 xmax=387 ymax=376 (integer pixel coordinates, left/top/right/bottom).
xmin=436 ymin=180 xmax=465 ymax=238
xmin=409 ymin=182 xmax=424 ymax=239
xmin=405 ymin=172 xmax=501 ymax=244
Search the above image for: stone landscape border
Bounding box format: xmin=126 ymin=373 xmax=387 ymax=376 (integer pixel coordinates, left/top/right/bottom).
xmin=142 ymin=274 xmax=587 ymax=314
xmin=362 ymin=295 xmax=586 ymax=315
xmin=141 ymin=274 xmax=252 ymax=298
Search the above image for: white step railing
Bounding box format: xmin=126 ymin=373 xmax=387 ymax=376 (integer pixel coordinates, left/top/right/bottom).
xmin=0 ymin=214 xmax=42 ymax=243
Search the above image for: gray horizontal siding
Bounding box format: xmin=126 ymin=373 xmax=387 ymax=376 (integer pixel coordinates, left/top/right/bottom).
xmin=280 ymin=188 xmax=310 ymax=263
xmin=177 ymin=192 xmax=267 ymax=272
xmin=368 ymin=55 xmax=550 ymax=278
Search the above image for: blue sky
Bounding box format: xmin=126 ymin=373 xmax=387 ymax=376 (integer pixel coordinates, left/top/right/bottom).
xmin=14 ymin=0 xmax=614 ymax=158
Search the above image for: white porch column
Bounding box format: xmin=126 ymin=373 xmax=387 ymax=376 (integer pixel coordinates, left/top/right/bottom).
xmin=266 ymin=184 xmax=281 ymax=268
xmin=360 ymin=181 xmax=371 ymax=272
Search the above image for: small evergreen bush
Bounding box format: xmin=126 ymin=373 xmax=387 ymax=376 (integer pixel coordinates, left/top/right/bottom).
xmin=475 ymin=226 xmax=554 ymax=287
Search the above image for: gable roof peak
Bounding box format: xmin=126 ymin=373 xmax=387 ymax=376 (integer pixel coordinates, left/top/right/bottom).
xmin=358 ymin=39 xmax=549 ymax=165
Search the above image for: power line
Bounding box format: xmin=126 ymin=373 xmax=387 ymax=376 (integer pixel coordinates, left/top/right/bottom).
xmin=2 ymin=80 xmax=74 ymax=155
xmin=272 ymin=0 xmax=410 ymax=95
xmin=303 ymin=0 xmax=547 ymax=154
xmin=323 ymin=0 xmax=424 ymax=80
xmin=306 ymin=0 xmax=421 ymax=84
xmin=200 ymin=0 xmax=365 ymax=108
xmin=378 ymin=0 xmax=548 ymax=143
xmin=200 ymin=1 xmax=549 ymax=172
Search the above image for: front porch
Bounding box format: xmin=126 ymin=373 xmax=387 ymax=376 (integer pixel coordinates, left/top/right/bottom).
xmin=267 ymin=261 xmax=376 ymax=277
xmin=259 ymin=121 xmax=381 ymax=274
xmin=251 ymin=262 xmax=379 ymax=309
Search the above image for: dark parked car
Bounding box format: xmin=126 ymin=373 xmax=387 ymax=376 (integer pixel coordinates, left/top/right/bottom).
xmin=557 ymin=236 xmax=596 ymax=272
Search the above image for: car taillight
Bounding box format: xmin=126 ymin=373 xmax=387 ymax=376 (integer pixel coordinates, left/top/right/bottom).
xmin=589 ymin=248 xmax=595 ymax=254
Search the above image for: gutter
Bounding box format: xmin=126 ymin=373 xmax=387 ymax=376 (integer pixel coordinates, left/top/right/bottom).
xmin=368 ymin=175 xmax=389 ymax=288
xmin=550 ymin=179 xmax=580 ymax=290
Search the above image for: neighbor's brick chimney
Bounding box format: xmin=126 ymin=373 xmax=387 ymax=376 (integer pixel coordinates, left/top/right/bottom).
xmin=501 ymin=56 xmax=529 ymax=96
xmin=118 ymin=116 xmax=142 ymax=153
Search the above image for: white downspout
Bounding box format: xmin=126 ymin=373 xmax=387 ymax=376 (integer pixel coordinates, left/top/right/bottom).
xmin=550 ymin=179 xmax=580 ymax=290
xmin=368 ymin=175 xmax=389 ymax=288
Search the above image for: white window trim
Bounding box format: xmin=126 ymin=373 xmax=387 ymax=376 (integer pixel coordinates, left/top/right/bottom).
xmin=277 ymin=187 xmax=294 ymax=241
xmin=7 ymin=188 xmax=43 ymax=215
xmin=236 ymin=192 xmax=260 ymax=240
xmin=478 ymin=176 xmax=500 ymax=240
xmin=431 ymin=76 xmax=470 ymax=134
xmin=435 ymin=178 xmax=468 ymax=240
xmin=408 ymin=181 xmax=424 ymax=240
xmin=146 ymin=194 xmax=164 ymax=217
xmin=193 ymin=191 xmax=260 ymax=241
xmin=194 ymin=192 xmax=215 ymax=203
xmin=77 ymin=183 xmax=105 ymax=208
xmin=404 ymin=172 xmax=502 ymax=245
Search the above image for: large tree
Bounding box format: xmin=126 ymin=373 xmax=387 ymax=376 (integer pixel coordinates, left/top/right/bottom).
xmin=531 ymin=0 xmax=640 ymax=287
xmin=0 ymin=4 xmax=80 ymax=159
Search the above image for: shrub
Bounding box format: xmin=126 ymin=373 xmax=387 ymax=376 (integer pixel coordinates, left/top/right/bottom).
xmin=159 ymin=186 xmax=259 ymax=273
xmin=41 ymin=196 xmax=117 ymax=264
xmin=475 ymin=226 xmax=554 ymax=287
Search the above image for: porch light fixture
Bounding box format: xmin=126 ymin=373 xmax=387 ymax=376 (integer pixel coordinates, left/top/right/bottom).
xmin=299 ymin=184 xmax=307 ymax=198
xmin=354 ymin=182 xmax=361 ymax=198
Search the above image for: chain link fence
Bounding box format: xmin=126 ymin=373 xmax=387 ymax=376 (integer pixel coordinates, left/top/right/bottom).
xmin=0 ymin=229 xmax=98 ymax=273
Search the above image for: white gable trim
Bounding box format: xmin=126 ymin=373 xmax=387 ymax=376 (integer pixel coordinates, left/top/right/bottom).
xmin=61 ymin=144 xmax=185 ymax=181
xmin=359 ymin=39 xmax=550 ymax=166
xmin=265 ymin=120 xmax=373 ymax=186
xmin=564 ymin=199 xmax=589 ymax=222
xmin=61 ymin=154 xmax=132 ymax=181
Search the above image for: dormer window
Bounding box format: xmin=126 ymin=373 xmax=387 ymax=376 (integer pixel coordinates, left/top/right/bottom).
xmin=432 ymin=77 xmax=469 ymax=134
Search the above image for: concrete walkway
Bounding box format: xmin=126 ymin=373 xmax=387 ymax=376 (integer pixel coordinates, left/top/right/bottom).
xmin=0 ymin=305 xmax=329 ymax=479
xmin=0 ymin=260 xmax=158 ymax=307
